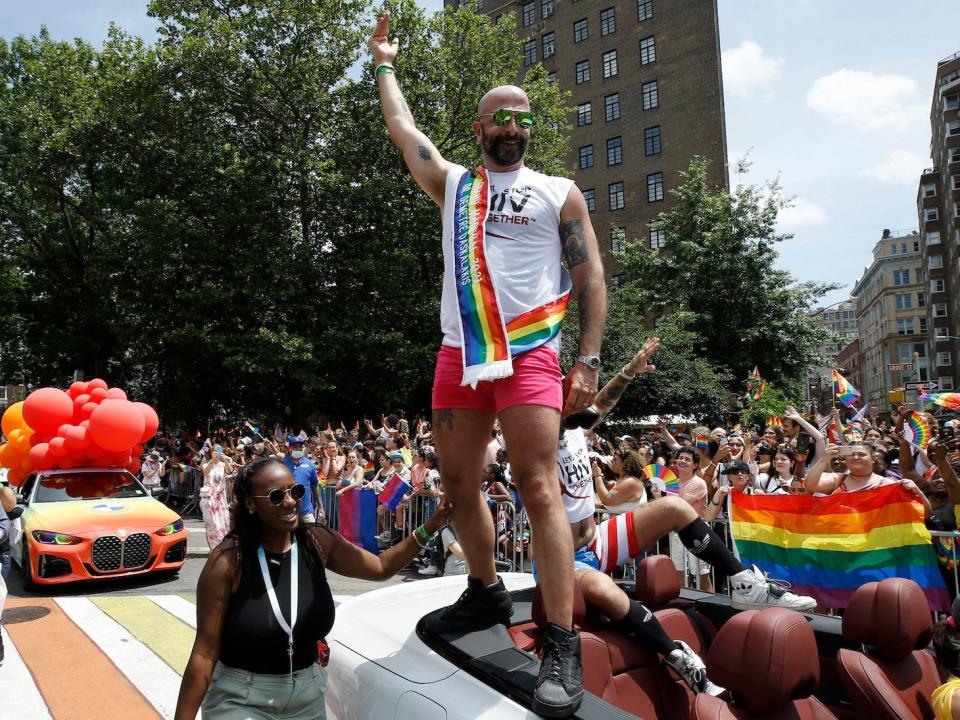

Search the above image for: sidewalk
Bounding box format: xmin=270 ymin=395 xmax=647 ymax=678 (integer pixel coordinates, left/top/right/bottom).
xmin=184 ymin=518 xmax=212 ymax=558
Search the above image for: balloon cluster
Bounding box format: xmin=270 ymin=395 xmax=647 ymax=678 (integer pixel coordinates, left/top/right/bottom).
xmin=0 ymin=379 xmax=159 ymax=486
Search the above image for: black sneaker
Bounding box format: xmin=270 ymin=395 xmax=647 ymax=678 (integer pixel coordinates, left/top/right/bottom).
xmin=422 ymin=576 xmax=513 ymax=634
xmin=532 ymin=623 xmax=583 ymax=718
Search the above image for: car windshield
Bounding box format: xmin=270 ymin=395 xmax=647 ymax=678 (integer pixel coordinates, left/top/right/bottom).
xmin=33 ymin=472 xmax=147 ymax=502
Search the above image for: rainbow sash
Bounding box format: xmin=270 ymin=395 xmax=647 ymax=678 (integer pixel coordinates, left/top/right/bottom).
xmin=453 ymin=167 xmax=570 ymax=387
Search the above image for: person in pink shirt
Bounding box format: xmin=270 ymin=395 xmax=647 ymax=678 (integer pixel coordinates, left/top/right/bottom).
xmin=669 ymin=446 xmax=711 ymax=591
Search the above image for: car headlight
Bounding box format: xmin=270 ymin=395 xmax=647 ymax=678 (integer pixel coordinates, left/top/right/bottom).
xmin=32 ymin=530 xmax=84 ymax=545
xmin=156 ymin=519 xmax=184 ymax=536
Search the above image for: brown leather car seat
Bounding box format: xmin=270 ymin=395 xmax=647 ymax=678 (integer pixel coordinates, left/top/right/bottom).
xmin=693 ymin=607 xmax=838 ymax=719
xmin=837 ymin=578 xmax=947 ymax=719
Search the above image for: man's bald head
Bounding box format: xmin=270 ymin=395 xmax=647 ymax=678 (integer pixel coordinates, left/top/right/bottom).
xmin=477 ymin=85 xmax=530 ymax=116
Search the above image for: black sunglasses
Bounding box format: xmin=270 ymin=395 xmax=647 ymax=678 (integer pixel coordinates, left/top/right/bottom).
xmin=249 ymin=484 xmax=306 ymax=506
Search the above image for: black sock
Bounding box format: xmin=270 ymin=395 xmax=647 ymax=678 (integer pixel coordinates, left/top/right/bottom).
xmin=619 ymin=601 xmax=677 ymax=658
xmin=677 ymin=518 xmax=744 ymax=577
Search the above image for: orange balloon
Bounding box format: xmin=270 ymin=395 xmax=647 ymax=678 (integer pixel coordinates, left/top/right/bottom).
xmin=1 ymin=400 xmax=25 ymax=436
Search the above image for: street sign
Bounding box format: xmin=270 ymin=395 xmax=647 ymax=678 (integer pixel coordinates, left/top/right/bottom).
xmin=887 ymin=362 xmax=915 ymax=372
xmin=905 ymin=381 xmax=937 ymax=391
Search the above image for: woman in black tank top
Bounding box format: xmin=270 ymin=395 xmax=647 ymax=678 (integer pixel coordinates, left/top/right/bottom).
xmin=175 ymin=458 xmax=451 ymax=719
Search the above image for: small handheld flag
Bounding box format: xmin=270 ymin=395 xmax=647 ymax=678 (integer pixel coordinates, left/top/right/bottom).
xmin=919 ymin=392 xmax=960 ymax=411
xmin=767 ymin=416 xmax=783 ymax=429
xmin=378 ymin=474 xmax=412 ymax=511
xmin=645 ymin=463 xmax=679 ymax=494
xmin=832 ymin=369 xmax=861 ymax=408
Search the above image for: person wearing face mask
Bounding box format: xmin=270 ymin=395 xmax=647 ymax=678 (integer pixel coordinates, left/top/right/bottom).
xmin=283 ymin=436 xmax=320 ymax=527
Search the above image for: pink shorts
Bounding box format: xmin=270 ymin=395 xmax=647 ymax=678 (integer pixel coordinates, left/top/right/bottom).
xmin=432 ymin=344 xmax=563 ymax=413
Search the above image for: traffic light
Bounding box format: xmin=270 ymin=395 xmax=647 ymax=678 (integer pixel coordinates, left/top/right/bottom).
xmin=887 ymin=388 xmax=905 ymax=404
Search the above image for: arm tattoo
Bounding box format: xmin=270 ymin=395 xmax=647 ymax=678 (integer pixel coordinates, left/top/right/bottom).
xmin=595 ymin=376 xmax=629 ymax=413
xmin=560 ymin=219 xmax=588 ymax=268
xmin=435 ymin=408 xmax=455 ymax=432
xmin=418 ymin=145 xmax=432 ymax=162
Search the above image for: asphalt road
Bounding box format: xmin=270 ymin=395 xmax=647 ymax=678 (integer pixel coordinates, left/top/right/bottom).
xmin=7 ymin=517 xmax=412 ymax=599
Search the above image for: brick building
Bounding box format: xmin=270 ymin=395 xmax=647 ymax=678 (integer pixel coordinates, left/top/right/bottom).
xmin=917 ymin=49 xmax=960 ymax=392
xmin=449 ymin=0 xmax=729 ymax=274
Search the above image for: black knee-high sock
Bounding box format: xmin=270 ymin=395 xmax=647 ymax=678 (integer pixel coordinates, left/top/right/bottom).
xmin=618 ymin=601 xmax=677 ymax=658
xmin=677 ymin=518 xmax=744 ymax=577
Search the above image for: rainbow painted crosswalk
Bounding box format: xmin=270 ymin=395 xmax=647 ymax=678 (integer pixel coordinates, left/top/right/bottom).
xmin=1 ymin=593 xmax=351 ymax=720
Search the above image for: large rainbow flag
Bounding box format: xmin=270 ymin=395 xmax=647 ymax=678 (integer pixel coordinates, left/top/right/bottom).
xmin=338 ymin=488 xmax=380 ymax=554
xmin=730 ymin=485 xmax=948 ymax=610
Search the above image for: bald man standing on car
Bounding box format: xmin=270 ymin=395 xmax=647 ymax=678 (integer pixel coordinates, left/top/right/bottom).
xmin=370 ymin=13 xmax=606 ymax=717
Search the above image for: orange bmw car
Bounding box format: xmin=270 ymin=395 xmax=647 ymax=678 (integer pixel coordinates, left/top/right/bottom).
xmin=12 ymin=468 xmax=188 ymax=586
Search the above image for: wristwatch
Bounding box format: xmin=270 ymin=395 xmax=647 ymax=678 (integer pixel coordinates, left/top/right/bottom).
xmin=576 ymin=355 xmax=601 ymax=370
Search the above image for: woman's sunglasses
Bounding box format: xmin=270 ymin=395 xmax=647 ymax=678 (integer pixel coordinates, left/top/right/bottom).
xmin=482 ymin=108 xmax=535 ymax=129
xmin=249 ymin=484 xmax=306 ymax=506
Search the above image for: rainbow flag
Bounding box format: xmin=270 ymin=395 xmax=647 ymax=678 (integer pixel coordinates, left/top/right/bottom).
xmin=337 ymin=488 xmax=380 ymax=554
xmin=401 ymin=447 xmax=413 ymax=468
xmin=920 ymin=392 xmax=960 ymax=411
xmin=730 ymin=485 xmax=948 ymax=610
xmin=378 ymin=474 xmax=412 ymax=511
xmin=767 ymin=416 xmax=783 ymax=429
xmin=832 ymin=369 xmax=861 ymax=408
xmin=505 ymin=293 xmax=570 ymax=356
xmin=363 ymin=461 xmax=377 ymax=481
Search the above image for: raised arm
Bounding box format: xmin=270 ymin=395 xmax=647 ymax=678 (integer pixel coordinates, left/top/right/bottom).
xmin=559 ymin=187 xmax=608 ymax=415
xmin=786 ymin=406 xmax=825 ymax=460
xmin=803 ymin=444 xmax=841 ymax=495
xmin=369 ymin=12 xmax=453 ymax=206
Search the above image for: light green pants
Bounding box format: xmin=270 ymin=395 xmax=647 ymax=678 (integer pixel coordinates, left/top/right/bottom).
xmin=202 ymin=661 xmax=327 ymax=719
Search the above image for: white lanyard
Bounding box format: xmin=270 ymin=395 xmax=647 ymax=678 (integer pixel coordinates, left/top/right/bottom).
xmin=257 ymin=537 xmax=299 ymax=679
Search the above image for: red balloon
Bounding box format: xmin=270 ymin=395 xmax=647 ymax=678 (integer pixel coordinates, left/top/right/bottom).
xmin=89 ymin=401 xmax=145 ymax=452
xmin=28 ymin=442 xmax=55 ymax=471
xmin=105 ymin=388 xmax=127 ymax=400
xmin=127 ymin=458 xmax=142 ymax=474
xmin=133 ymin=402 xmax=160 ymax=442
xmin=72 ymin=394 xmax=90 ymax=419
xmin=57 ymin=455 xmax=79 ymax=469
xmin=86 ymin=378 xmax=108 ymax=392
xmin=48 ymin=436 xmax=69 ymax=457
xmin=67 ymin=381 xmax=89 ymax=399
xmin=7 ymin=467 xmax=25 ymax=486
xmin=65 ymin=425 xmax=90 ymax=452
xmin=23 ymin=387 xmax=74 ymax=435
xmin=89 ymin=387 xmax=108 ymax=403
xmin=80 ymin=402 xmax=98 ymax=420
xmin=57 ymin=423 xmax=74 ymax=437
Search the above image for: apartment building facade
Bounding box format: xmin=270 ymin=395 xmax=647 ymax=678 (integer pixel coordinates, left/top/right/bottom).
xmin=852 ymin=230 xmax=930 ymax=409
xmin=917 ymin=49 xmax=960 ymax=392
xmin=451 ymin=0 xmax=729 ymax=272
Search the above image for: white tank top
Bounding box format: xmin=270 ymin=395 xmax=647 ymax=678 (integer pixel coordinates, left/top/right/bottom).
xmin=439 ymin=164 xmax=574 ymax=352
xmin=558 ymin=429 xmax=596 ymax=523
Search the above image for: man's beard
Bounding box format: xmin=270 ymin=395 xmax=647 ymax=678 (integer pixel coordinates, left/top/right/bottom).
xmin=482 ymin=129 xmax=528 ymax=166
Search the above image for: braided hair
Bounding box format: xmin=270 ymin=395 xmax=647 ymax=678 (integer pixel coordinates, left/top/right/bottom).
xmin=229 ymin=457 xmax=325 ymax=571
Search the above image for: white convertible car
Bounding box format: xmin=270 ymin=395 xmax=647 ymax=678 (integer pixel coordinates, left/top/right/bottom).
xmin=324 ymin=558 xmax=887 ymax=719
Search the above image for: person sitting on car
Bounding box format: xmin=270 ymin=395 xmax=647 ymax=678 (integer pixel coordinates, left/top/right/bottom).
xmin=174 ymin=457 xmax=452 ymax=720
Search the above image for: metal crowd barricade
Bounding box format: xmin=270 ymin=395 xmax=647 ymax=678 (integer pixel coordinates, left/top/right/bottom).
xmin=162 ymin=465 xmax=202 ymax=518
xmin=318 ymin=485 xmax=340 ymax=530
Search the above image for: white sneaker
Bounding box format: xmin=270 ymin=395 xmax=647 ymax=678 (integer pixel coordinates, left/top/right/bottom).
xmin=730 ymin=565 xmax=817 ymax=612
xmin=418 ymin=565 xmax=439 ymax=576
xmin=665 ymin=641 xmax=725 ymax=696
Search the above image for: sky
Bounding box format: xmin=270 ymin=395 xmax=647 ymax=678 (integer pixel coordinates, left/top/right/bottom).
xmin=2 ymin=1 xmax=957 ymax=307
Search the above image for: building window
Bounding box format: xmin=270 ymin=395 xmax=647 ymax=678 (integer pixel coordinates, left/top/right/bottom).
xmin=920 ymin=317 xmax=928 ymax=333
xmin=547 ymin=71 xmax=557 ymax=85
xmin=644 ymin=126 xmax=661 ymax=155
xmin=522 ymin=1 xmax=536 ymax=26
xmin=640 ymin=36 xmax=656 ymax=65
xmin=953 ymin=176 xmax=960 ymax=191
xmin=897 ymin=319 xmax=915 ymax=335
xmin=893 ymin=269 xmax=910 ymax=286
xmin=890 ymin=243 xmax=899 ymax=255
xmin=951 ymin=147 xmax=960 ymax=164
xmin=642 ymin=80 xmax=659 ymax=109
xmin=541 ymin=0 xmax=554 ymax=19
xmin=600 ymin=7 xmax=616 ymax=36
xmin=602 ymin=50 xmax=618 ymax=78
xmin=583 ymin=188 xmax=596 ymax=212
xmin=934 ymin=303 xmax=948 ymax=318
xmin=650 ymin=227 xmax=665 ymax=249
xmin=604 ymin=93 xmax=620 ymax=121
xmin=576 ymin=102 xmax=592 ymax=126
xmin=574 ymin=18 xmax=588 ymax=43
xmin=925 ymin=207 xmax=939 ymax=222
xmin=923 ymin=183 xmax=937 ymax=198
xmin=928 ymin=230 xmax=941 ymax=245
xmin=542 ymin=32 xmax=555 ymax=58
xmin=930 ymin=255 xmax=943 ymax=270
xmin=578 ymin=144 xmax=594 ymax=169
xmin=949 ymin=120 xmax=960 ymax=137
xmin=637 ymin=0 xmax=653 ymax=21
xmin=895 ymin=293 xmax=913 ymax=310
xmin=611 ymin=226 xmax=626 ymax=254
xmin=607 ymin=136 xmax=622 ymax=166
xmin=937 ymin=327 xmax=950 ymax=340
xmin=947 ymin=94 xmax=960 ymax=110
xmin=938 ymin=352 xmax=953 ymax=367
xmin=647 ymin=172 xmax=664 ymax=202
xmin=933 ymin=278 xmax=945 ymax=293
xmin=918 ymin=292 xmax=926 ymax=308
xmin=575 ymin=60 xmax=590 ymax=84
xmin=914 ymin=240 xmax=920 ymax=252
xmin=941 ymin=376 xmax=955 ymax=390
xmin=523 ymin=40 xmax=537 ymax=67
xmin=609 ymin=181 xmax=625 ymax=211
